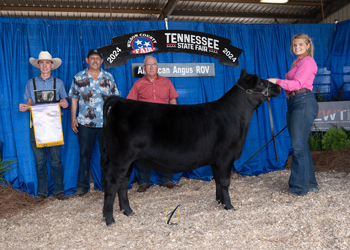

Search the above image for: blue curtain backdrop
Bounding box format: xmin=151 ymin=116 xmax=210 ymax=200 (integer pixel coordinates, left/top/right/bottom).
xmin=0 ymin=16 xmax=347 ymax=196
xmin=331 ymin=19 xmax=350 ymax=99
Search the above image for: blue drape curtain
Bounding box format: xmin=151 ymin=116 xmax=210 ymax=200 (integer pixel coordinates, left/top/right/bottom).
xmin=0 ymin=16 xmax=347 ymax=196
xmin=331 ymin=19 xmax=350 ymax=98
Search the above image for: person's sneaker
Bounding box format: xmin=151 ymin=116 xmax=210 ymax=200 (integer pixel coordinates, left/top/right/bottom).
xmin=33 ymin=195 xmax=46 ymax=203
xmin=74 ymin=189 xmax=87 ymax=197
xmin=56 ymin=193 xmax=68 ymax=200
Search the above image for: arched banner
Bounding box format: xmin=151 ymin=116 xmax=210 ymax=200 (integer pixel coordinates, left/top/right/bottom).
xmin=98 ymin=30 xmax=243 ymax=69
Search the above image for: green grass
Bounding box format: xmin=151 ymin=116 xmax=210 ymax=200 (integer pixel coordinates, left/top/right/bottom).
xmin=0 ymin=159 xmax=17 ymax=185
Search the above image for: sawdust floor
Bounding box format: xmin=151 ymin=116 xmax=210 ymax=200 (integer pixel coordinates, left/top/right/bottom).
xmin=1 ymin=148 xmax=350 ymax=249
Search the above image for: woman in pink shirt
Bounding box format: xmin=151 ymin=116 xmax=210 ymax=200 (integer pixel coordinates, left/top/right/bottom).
xmin=268 ymin=34 xmax=319 ymax=196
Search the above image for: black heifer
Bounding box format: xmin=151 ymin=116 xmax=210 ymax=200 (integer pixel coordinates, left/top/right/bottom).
xmin=101 ymin=69 xmax=281 ymax=226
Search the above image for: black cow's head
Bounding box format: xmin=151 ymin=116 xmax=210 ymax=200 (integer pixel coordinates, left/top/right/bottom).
xmin=236 ymin=69 xmax=281 ymax=100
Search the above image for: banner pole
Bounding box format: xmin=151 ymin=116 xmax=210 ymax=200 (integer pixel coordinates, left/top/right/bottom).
xmin=164 ymin=17 xmax=169 ymax=30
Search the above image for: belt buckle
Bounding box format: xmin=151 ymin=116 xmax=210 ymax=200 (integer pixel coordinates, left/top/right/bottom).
xmin=288 ymin=90 xmax=297 ymax=100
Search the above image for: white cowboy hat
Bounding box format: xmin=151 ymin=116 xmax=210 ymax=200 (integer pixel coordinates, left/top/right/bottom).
xmin=29 ymin=51 xmax=62 ymax=70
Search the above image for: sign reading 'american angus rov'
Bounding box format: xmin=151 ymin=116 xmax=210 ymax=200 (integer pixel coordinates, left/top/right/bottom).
xmin=98 ymin=30 xmax=243 ymax=69
xmin=131 ymin=63 xmax=215 ymax=78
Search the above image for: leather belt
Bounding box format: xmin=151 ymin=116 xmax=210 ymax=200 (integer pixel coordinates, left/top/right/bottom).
xmin=287 ymin=88 xmax=311 ymax=99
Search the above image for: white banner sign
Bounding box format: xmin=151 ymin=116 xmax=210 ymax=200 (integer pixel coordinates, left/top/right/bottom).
xmin=30 ymin=103 xmax=64 ymax=148
xmin=312 ymin=101 xmax=350 ymax=131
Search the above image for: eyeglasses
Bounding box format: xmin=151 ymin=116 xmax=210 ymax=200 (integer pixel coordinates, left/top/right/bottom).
xmin=144 ymin=64 xmax=158 ymax=68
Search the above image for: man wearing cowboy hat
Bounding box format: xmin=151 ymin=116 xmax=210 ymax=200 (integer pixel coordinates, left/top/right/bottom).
xmin=19 ymin=51 xmax=68 ymax=203
xmin=69 ymin=49 xmax=119 ymax=196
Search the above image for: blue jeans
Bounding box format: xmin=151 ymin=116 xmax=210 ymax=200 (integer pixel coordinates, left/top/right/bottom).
xmin=76 ymin=124 xmax=105 ymax=191
xmin=30 ymin=128 xmax=64 ymax=196
xmin=138 ymin=166 xmax=173 ymax=186
xmin=286 ymin=92 xmax=319 ymax=195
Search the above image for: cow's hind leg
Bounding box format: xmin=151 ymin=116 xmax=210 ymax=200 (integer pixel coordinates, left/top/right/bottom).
xmin=103 ymin=164 xmax=130 ymax=226
xmin=212 ymin=165 xmax=235 ymax=210
xmin=103 ymin=172 xmax=118 ymax=226
xmin=118 ymin=164 xmax=134 ymax=216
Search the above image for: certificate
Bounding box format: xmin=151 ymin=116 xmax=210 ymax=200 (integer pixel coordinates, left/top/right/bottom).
xmin=30 ymin=103 xmax=64 ymax=148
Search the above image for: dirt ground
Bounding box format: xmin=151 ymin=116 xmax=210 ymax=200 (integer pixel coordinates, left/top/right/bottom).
xmin=1 ymin=148 xmax=350 ymax=249
xmin=1 ymin=148 xmax=350 ymax=219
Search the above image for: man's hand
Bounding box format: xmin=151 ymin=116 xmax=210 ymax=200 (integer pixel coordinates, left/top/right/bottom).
xmin=60 ymin=99 xmax=69 ymax=108
xmin=19 ymin=103 xmax=30 ymax=112
xmin=71 ymin=118 xmax=79 ymax=133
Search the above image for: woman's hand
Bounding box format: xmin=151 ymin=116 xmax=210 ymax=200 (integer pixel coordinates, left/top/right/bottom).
xmin=267 ymin=78 xmax=277 ymax=84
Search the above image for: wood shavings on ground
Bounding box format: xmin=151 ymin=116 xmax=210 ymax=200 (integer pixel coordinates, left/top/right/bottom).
xmin=1 ymin=169 xmax=350 ymax=249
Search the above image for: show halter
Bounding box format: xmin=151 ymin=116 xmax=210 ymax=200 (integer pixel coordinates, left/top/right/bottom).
xmin=234 ymin=82 xmax=288 ymax=173
xmin=235 ymin=82 xmax=270 ymax=97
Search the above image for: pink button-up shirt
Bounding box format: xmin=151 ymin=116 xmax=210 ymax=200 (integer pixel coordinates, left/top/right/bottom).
xmin=127 ymin=75 xmax=179 ymax=104
xmin=276 ymin=56 xmax=318 ymax=93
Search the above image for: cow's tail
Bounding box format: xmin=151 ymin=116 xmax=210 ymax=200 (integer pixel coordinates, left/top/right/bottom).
xmin=101 ymin=96 xmax=114 ymax=172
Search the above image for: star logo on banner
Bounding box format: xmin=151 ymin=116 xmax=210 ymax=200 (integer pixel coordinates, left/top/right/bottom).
xmin=135 ymin=39 xmax=143 ymax=46
xmin=132 ymin=37 xmax=154 ymax=49
xmin=131 ymin=36 xmax=158 ymax=54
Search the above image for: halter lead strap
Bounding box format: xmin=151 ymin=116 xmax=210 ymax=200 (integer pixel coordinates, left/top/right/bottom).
xmin=235 ymin=83 xmax=269 ymax=97
xmin=234 ymin=82 xmax=279 ymax=172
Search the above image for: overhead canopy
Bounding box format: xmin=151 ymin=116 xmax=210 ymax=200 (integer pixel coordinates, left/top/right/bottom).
xmin=0 ymin=0 xmax=348 ymax=24
xmin=0 ymin=16 xmax=349 ymax=196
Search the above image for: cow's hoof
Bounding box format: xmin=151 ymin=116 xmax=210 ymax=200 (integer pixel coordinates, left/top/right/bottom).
xmin=123 ymin=210 xmax=135 ymax=217
xmin=105 ymin=217 xmax=115 ymax=226
xmin=216 ymin=199 xmax=222 ymax=204
xmin=224 ymin=205 xmax=235 ymax=211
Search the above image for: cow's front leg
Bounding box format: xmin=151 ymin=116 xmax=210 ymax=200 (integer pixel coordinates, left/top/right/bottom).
xmin=215 ymin=181 xmax=222 ymax=204
xmin=220 ymin=176 xmax=235 ymax=210
xmin=211 ymin=166 xmax=222 ymax=204
xmin=216 ymin=165 xmax=235 ymax=210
